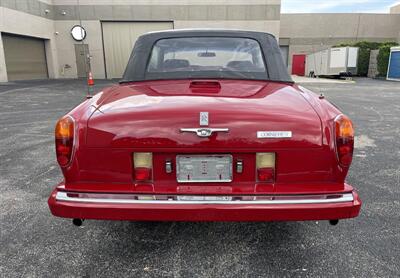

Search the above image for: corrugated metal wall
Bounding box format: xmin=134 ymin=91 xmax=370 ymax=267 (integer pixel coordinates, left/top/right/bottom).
xmin=102 ymin=22 xmax=173 ymax=79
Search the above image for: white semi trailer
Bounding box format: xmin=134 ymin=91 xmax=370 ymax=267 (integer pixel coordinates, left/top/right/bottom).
xmin=306 ymin=47 xmax=359 ymax=77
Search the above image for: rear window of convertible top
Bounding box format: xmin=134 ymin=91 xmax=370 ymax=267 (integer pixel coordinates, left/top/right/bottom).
xmin=146 ymin=37 xmax=267 ymax=75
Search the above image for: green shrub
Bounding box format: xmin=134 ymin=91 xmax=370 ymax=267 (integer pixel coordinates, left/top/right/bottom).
xmin=377 ymin=42 xmax=399 ymax=77
xmin=356 ymin=47 xmax=371 ymax=76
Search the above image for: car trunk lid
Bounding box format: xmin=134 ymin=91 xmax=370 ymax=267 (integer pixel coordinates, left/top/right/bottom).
xmin=86 ymin=80 xmax=322 ymax=149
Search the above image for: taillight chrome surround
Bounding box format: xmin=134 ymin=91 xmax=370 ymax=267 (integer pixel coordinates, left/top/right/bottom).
xmin=334 ymin=114 xmax=354 ymax=167
xmin=55 ymin=115 xmax=76 ymax=167
xmin=256 ymin=152 xmax=275 ymax=182
xmin=133 ymin=152 xmax=153 ymax=182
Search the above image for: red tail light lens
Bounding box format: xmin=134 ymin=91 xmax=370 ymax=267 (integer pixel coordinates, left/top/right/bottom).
xmin=256 ymin=153 xmax=275 ymax=182
xmin=257 ymin=167 xmax=275 ymax=182
xmin=133 ymin=153 xmax=153 ymax=182
xmin=55 ymin=116 xmax=75 ymax=167
xmin=134 ymin=167 xmax=152 ymax=181
xmin=334 ymin=114 xmax=354 ymax=167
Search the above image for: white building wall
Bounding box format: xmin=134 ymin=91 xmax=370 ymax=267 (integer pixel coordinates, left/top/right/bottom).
xmin=174 ymin=20 xmax=280 ymax=37
xmin=0 ymin=0 xmax=282 ymax=81
xmin=54 ymin=20 xmax=105 ymax=79
xmin=280 ymin=13 xmax=400 ymax=73
xmin=390 ymin=3 xmax=400 ymax=13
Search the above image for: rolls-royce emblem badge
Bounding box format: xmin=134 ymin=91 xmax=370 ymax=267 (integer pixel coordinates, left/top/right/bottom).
xmin=200 ymin=112 xmax=209 ymax=126
xmin=180 ymin=112 xmax=229 ymax=137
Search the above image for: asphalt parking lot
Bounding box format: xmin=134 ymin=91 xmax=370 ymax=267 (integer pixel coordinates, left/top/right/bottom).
xmin=0 ymin=78 xmax=399 ymax=277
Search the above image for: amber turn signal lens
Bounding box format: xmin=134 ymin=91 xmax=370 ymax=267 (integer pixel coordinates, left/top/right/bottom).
xmin=55 ymin=116 xmax=75 ymax=167
xmin=335 ymin=114 xmax=354 ymax=138
xmin=334 ymin=114 xmax=354 ymax=167
xmin=55 ymin=116 xmax=74 ymax=139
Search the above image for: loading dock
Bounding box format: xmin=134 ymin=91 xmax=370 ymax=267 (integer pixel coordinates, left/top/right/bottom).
xmin=2 ymin=33 xmax=48 ymax=81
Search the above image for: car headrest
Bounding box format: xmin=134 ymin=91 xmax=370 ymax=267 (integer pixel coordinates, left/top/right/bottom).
xmin=163 ymin=59 xmax=190 ymax=70
xmin=226 ymin=60 xmax=255 ymax=70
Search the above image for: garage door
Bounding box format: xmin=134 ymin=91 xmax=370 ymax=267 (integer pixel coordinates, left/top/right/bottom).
xmin=2 ymin=34 xmax=48 ymax=81
xmin=102 ymin=22 xmax=173 ymax=79
xmin=387 ymin=50 xmax=400 ymax=81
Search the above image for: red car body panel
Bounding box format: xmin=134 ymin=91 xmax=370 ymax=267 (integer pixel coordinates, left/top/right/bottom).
xmin=86 ymin=80 xmax=322 ymax=149
xmin=48 ymin=79 xmax=361 ymax=222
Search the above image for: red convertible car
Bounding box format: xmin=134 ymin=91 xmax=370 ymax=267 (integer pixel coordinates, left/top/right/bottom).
xmin=48 ymin=29 xmax=361 ymax=226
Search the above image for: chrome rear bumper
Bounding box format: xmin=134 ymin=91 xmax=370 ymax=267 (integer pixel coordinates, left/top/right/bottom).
xmin=55 ymin=191 xmax=354 ymax=205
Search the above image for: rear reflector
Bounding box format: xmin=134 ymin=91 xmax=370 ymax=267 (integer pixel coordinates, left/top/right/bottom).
xmin=133 ymin=153 xmax=153 ymax=182
xmin=256 ymin=153 xmax=275 ymax=182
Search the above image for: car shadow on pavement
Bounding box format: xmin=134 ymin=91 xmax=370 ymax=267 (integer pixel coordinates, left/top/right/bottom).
xmin=117 ymin=220 xmax=302 ymax=245
xmin=77 ymin=220 xmax=310 ymax=276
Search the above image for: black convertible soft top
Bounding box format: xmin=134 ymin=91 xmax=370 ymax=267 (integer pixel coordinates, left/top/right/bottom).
xmin=121 ymin=29 xmax=292 ymax=83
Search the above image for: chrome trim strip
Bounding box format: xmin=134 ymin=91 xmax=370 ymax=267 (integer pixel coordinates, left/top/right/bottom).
xmin=180 ymin=128 xmax=229 ymax=137
xmin=56 ymin=192 xmax=354 ymax=205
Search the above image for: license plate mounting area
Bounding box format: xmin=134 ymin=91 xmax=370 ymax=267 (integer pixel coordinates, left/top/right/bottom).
xmin=176 ymin=155 xmax=232 ymax=183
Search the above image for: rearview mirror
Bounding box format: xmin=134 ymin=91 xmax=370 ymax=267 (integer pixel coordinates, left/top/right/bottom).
xmin=198 ymin=52 xmax=216 ymax=57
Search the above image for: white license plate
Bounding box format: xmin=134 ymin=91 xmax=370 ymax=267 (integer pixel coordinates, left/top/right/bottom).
xmin=176 ymin=155 xmax=232 ymax=183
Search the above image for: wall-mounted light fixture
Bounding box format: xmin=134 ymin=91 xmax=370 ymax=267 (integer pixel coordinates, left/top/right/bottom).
xmin=71 ymin=25 xmax=87 ymax=41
